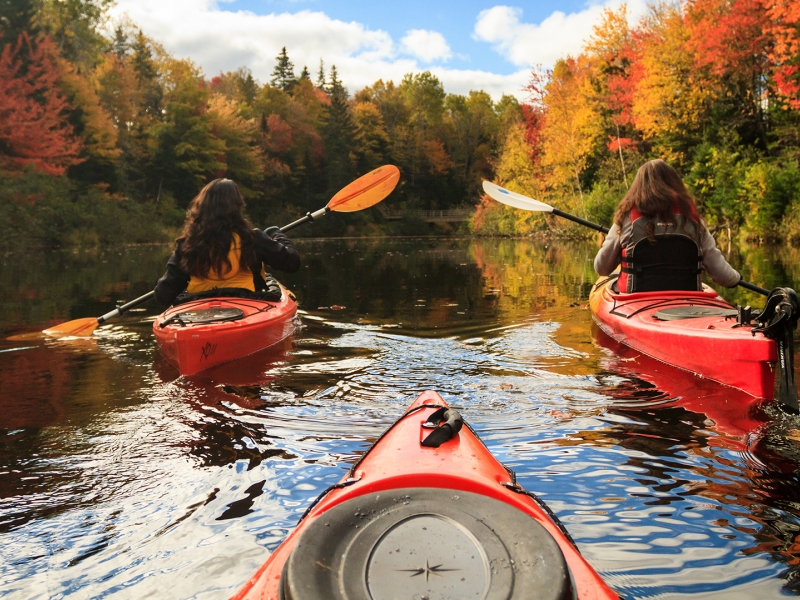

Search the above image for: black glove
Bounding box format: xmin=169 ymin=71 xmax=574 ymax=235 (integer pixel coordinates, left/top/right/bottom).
xmin=264 ymin=226 xmax=281 ymax=238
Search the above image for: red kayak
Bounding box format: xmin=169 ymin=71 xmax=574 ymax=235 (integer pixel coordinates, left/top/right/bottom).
xmin=231 ymin=391 xmax=618 ymax=600
xmin=152 ymin=288 xmax=297 ymax=376
xmin=589 ymin=276 xmax=777 ymax=399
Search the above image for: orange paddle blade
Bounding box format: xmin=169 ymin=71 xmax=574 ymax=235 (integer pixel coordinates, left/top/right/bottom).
xmin=328 ymin=165 xmax=400 ymax=213
xmin=43 ymin=317 xmax=99 ymax=337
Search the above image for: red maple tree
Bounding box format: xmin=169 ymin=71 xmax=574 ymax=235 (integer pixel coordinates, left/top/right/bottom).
xmin=763 ymin=0 xmax=800 ymax=107
xmin=0 ymin=32 xmax=84 ymax=175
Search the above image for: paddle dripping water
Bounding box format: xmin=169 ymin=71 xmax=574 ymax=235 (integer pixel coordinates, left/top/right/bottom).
xmin=2 ymin=238 xmax=800 ymax=599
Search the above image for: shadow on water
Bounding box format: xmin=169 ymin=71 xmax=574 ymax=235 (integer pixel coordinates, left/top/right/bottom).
xmin=2 ymin=238 xmax=800 ymax=598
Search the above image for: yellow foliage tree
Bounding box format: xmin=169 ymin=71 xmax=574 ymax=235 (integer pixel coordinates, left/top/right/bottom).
xmin=540 ymin=56 xmax=603 ymax=217
xmin=630 ymin=3 xmax=712 ymax=163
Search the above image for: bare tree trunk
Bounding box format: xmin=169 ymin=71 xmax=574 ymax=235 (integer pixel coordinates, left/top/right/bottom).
xmin=616 ymin=123 xmax=629 ymax=189
xmin=573 ymin=164 xmax=586 ymax=217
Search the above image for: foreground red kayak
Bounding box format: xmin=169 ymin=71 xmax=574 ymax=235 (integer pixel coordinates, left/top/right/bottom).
xmin=232 ymin=391 xmax=618 ymax=600
xmin=152 ymin=288 xmax=297 ymax=376
xmin=589 ymin=276 xmax=777 ymax=399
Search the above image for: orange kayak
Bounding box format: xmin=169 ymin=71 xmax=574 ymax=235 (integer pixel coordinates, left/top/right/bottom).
xmin=231 ymin=391 xmax=618 ymax=600
xmin=152 ymin=289 xmax=297 ymax=376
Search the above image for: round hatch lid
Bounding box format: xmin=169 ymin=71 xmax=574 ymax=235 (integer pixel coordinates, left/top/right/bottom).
xmin=281 ymin=487 xmax=573 ymax=600
xmin=171 ymin=307 xmax=244 ymax=324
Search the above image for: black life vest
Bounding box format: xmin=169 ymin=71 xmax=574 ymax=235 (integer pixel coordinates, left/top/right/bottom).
xmin=617 ymin=206 xmax=703 ymax=293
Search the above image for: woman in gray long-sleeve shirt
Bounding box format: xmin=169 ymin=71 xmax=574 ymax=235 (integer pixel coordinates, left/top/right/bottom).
xmin=594 ymin=160 xmax=740 ymax=293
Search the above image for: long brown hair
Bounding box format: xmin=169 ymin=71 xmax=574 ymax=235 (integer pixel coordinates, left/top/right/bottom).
xmin=614 ymin=159 xmax=699 ymax=241
xmin=178 ymin=179 xmax=257 ymax=277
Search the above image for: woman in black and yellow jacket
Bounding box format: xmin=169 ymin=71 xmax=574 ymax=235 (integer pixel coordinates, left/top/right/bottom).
xmin=155 ymin=178 xmax=300 ymax=307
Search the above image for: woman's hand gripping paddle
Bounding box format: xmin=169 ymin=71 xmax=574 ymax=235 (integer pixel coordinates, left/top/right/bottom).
xmin=39 ymin=166 xmax=402 ymax=338
xmin=481 ymin=180 xmax=771 ymax=296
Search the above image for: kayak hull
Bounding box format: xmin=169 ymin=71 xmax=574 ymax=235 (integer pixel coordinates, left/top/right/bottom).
xmin=232 ymin=390 xmax=618 ymax=600
xmin=152 ymin=290 xmax=297 ymax=376
xmin=589 ymin=276 xmax=777 ymax=399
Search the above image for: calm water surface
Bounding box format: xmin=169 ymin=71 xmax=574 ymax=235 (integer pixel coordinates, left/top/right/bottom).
xmin=2 ymin=237 xmax=800 ymax=599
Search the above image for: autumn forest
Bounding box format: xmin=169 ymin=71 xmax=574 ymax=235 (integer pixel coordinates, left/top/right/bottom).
xmin=2 ymin=0 xmax=800 ymax=249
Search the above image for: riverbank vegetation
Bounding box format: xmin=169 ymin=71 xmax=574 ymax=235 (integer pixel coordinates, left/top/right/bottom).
xmin=477 ymin=1 xmax=800 ymax=245
xmin=1 ymin=0 xmax=799 ymax=249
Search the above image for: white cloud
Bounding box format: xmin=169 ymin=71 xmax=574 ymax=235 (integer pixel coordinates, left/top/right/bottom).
xmin=400 ymin=29 xmax=452 ymax=63
xmin=110 ymin=0 xmax=396 ymax=88
xmin=109 ymin=0 xmax=645 ymax=102
xmin=473 ymin=1 xmax=648 ymax=68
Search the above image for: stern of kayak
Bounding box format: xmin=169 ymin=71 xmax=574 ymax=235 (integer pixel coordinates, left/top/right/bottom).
xmin=153 ymin=290 xmax=297 ymax=376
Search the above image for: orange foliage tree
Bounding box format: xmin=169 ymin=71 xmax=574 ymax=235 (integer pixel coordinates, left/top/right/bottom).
xmin=0 ymin=33 xmax=83 ymax=175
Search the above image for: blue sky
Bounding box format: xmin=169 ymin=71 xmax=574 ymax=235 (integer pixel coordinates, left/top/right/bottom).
xmin=110 ymin=0 xmax=647 ymax=99
xmin=225 ymin=0 xmax=590 ymax=75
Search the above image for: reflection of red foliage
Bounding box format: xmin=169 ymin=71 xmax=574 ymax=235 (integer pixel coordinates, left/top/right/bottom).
xmin=0 ymin=346 xmax=74 ymax=428
xmin=0 ymin=33 xmax=83 ymax=175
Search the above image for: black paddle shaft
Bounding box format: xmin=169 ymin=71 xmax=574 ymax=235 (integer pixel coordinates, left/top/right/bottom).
xmin=551 ymin=208 xmax=608 ymax=234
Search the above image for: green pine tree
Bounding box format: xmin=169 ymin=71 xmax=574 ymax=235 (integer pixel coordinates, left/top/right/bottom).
xmin=323 ymin=65 xmax=357 ymax=193
xmin=316 ymin=59 xmax=325 ymax=89
xmin=112 ymin=25 xmax=128 ymax=58
xmin=270 ymin=46 xmax=296 ymax=92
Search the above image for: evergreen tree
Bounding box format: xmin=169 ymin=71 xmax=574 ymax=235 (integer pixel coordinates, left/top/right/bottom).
xmin=234 ymin=66 xmax=257 ymax=104
xmin=327 ymin=65 xmax=346 ymax=98
xmin=112 ymin=25 xmax=127 ymax=58
xmin=299 ymin=65 xmax=310 ymax=81
xmin=322 ymin=65 xmax=357 ymax=193
xmin=316 ymin=58 xmax=325 ymax=89
xmin=270 ymin=46 xmax=295 ymax=92
xmin=131 ymin=31 xmax=161 ymax=118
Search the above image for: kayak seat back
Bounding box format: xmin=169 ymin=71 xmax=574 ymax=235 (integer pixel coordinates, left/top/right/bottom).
xmin=280 ymin=488 xmax=575 ymax=600
xmin=621 ymin=235 xmax=701 ymax=293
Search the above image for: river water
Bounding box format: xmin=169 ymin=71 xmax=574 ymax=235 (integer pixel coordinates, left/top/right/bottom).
xmin=2 ymin=237 xmax=800 ymax=599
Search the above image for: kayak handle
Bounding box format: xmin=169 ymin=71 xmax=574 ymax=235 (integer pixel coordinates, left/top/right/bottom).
xmin=421 ymin=407 xmax=463 ymax=447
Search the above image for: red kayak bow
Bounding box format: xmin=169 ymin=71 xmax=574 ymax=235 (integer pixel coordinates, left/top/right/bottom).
xmin=232 ymin=391 xmax=618 ymax=600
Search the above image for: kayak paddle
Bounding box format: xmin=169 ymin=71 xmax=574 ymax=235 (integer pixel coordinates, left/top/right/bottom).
xmin=281 ymin=164 xmax=401 ymax=232
xmin=41 ymin=165 xmax=402 ymax=338
xmin=482 ymin=180 xmax=771 ymax=296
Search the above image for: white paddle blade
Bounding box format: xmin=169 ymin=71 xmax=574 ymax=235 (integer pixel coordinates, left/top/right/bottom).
xmin=482 ymin=181 xmax=554 ymax=213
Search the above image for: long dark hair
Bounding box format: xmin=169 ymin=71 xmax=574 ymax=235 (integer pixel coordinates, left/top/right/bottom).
xmin=178 ymin=179 xmax=257 ymax=277
xmin=614 ymin=159 xmax=699 ymax=241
